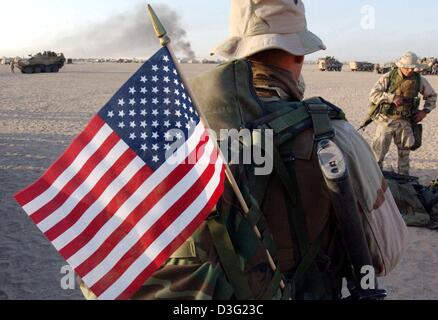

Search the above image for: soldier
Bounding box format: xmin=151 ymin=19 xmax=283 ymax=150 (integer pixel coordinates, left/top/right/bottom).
xmin=370 ymin=52 xmax=437 ymax=175
xmin=79 ymin=0 xmax=407 ymax=300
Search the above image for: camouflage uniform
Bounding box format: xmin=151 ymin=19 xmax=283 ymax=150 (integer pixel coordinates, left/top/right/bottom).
xmin=370 ymin=69 xmax=437 ymax=175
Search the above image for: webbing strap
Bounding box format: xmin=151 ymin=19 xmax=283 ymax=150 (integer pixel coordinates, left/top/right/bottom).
xmin=261 ymin=268 xmax=283 ymax=300
xmin=291 ymin=225 xmax=329 ymax=285
xmin=252 ymin=130 xmax=310 ymax=255
xmin=266 ymin=106 xmax=309 ymax=134
xmin=305 ymin=99 xmax=335 ymax=142
xmin=207 ymin=218 xmax=254 ymax=300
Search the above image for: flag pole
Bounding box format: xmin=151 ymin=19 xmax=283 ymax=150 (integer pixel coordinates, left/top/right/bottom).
xmin=147 ymin=4 xmax=285 ymax=291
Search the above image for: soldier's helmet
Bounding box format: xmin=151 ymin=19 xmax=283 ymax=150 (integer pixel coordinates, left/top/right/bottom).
xmin=396 ymin=52 xmax=421 ymax=69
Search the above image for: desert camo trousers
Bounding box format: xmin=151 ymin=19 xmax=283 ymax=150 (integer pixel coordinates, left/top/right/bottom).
xmin=372 ymin=119 xmax=415 ymax=175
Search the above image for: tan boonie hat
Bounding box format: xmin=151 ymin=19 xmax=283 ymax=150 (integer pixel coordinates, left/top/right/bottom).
xmin=396 ymin=52 xmax=421 ymax=69
xmin=212 ymin=0 xmax=326 ymax=59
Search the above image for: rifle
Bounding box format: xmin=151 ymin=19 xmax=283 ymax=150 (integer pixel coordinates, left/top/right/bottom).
xmin=358 ymin=102 xmax=381 ymax=131
xmin=382 ymin=170 xmax=420 ymax=184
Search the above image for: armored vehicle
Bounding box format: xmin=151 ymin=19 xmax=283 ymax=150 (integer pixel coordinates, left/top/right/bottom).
xmin=349 ymin=61 xmax=375 ymax=72
xmin=375 ymin=63 xmax=396 ymax=74
xmin=318 ymin=56 xmax=343 ymax=72
xmin=417 ymin=57 xmax=438 ymax=75
xmin=13 ymin=51 xmax=66 ymax=74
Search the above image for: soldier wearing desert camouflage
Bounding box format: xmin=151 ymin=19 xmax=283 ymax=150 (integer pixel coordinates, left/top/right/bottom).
xmin=370 ymin=52 xmax=437 ymax=175
xmin=79 ymin=0 xmax=407 ymax=301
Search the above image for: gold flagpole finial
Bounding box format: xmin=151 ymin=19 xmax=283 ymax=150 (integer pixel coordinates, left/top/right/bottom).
xmin=147 ymin=4 xmax=171 ymax=46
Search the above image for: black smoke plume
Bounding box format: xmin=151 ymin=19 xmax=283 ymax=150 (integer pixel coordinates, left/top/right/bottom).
xmin=53 ymin=4 xmax=195 ymax=59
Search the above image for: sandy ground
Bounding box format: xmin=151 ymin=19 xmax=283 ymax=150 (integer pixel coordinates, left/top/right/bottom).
xmin=0 ymin=63 xmax=437 ymax=300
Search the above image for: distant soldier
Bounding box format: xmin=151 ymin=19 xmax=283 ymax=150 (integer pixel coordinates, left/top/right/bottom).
xmin=369 ymin=52 xmax=437 ymax=175
xmin=10 ymin=59 xmax=15 ymax=73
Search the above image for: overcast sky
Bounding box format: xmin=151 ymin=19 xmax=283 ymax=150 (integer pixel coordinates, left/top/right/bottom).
xmin=1 ymin=0 xmax=438 ymax=62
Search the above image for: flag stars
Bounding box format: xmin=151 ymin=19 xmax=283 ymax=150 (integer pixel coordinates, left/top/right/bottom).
xmin=164 ymin=120 xmax=171 ymax=128
xmin=173 ymin=69 xmax=177 ymax=75
xmin=140 ymin=98 xmax=147 ymax=105
xmin=152 ymin=155 xmax=159 ymax=163
xmin=118 ymin=122 xmax=125 ymax=129
xmin=164 ymin=144 xmax=171 ymax=151
xmin=174 ymin=89 xmax=180 ymax=96
xmin=129 ymin=87 xmax=136 ymax=95
xmin=141 ymin=132 xmax=148 ymax=140
xmin=129 ymin=98 xmax=136 ymax=106
xmin=118 ymin=110 xmax=125 ymax=118
xmin=152 ymin=120 xmax=159 ymax=128
xmin=174 ymin=79 xmax=179 ymax=85
xmin=118 ymin=98 xmax=125 ymax=107
xmin=140 ymin=76 xmax=147 ymax=83
xmin=163 ymin=76 xmax=170 ymax=83
xmin=185 ymin=123 xmax=192 ymax=130
xmin=164 ymin=131 xmax=172 ymax=140
xmin=140 ymin=109 xmax=147 ymax=116
xmin=152 ymin=133 xmax=159 ymax=140
xmin=140 ymin=121 xmax=147 ymax=128
xmin=140 ymin=87 xmax=147 ymax=94
xmin=164 ymin=98 xmax=171 ymax=105
xmin=163 ymin=55 xmax=169 ymax=62
xmin=107 ymin=111 xmax=114 ymax=118
xmin=152 ymin=65 xmax=159 ymax=72
xmin=164 ymin=109 xmax=171 ymax=116
xmin=130 ymin=121 xmax=136 ymax=128
xmin=152 ymin=109 xmax=159 ymax=116
xmin=152 ymin=143 xmax=159 ymax=150
xmin=182 ymin=93 xmax=187 ymax=100
xmin=141 ymin=144 xmax=147 ymax=151
xmin=152 ymin=98 xmax=159 ymax=105
xmin=129 ymin=110 xmax=136 ymax=117
xmin=129 ymin=133 xmax=137 ymax=140
xmin=176 ymin=132 xmax=183 ymax=140
xmin=163 ymin=65 xmax=170 ymax=72
xmin=152 ymin=87 xmax=159 ymax=94
xmin=175 ymin=121 xmax=182 ymax=129
xmin=175 ymin=100 xmax=181 ymax=106
xmin=163 ymin=87 xmax=170 ymax=94
xmin=175 ymin=110 xmax=182 ymax=117
xmin=152 ymin=75 xmax=159 ymax=82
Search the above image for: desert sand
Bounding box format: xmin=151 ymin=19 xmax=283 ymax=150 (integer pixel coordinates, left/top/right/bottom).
xmin=0 ymin=63 xmax=437 ymax=300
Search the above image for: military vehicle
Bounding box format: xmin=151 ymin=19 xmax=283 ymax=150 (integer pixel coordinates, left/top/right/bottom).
xmin=318 ymin=56 xmax=343 ymax=72
xmin=349 ymin=61 xmax=375 ymax=72
xmin=13 ymin=51 xmax=66 ymax=74
xmin=375 ymin=63 xmax=396 ymax=74
xmin=417 ymin=57 xmax=438 ymax=75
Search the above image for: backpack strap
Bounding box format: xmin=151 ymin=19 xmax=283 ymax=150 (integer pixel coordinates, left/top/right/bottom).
xmin=304 ymin=98 xmax=336 ymax=142
xmin=206 ymin=212 xmax=254 ymax=300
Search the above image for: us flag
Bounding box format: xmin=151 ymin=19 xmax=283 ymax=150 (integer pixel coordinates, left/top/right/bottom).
xmin=14 ymin=47 xmax=226 ymax=300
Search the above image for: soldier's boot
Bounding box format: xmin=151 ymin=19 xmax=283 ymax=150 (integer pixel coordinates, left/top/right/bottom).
xmin=398 ymin=149 xmax=411 ymax=176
